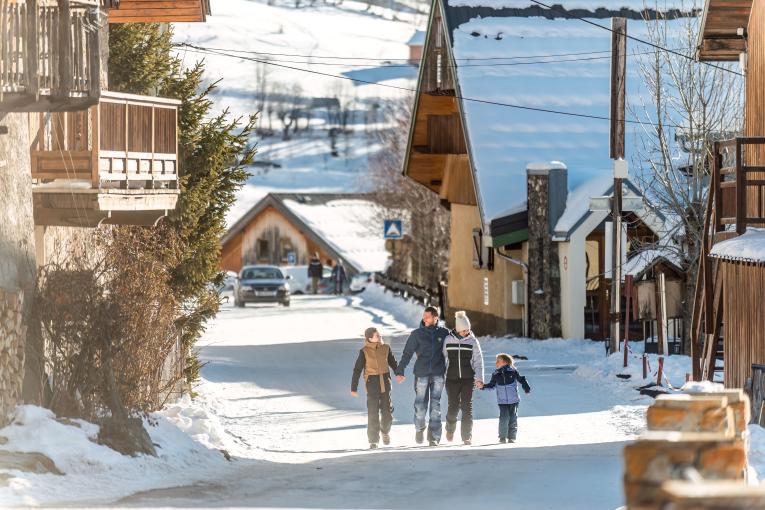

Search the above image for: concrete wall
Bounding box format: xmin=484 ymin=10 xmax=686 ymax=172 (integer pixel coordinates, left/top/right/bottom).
xmin=446 ymin=203 xmax=524 ymax=335
xmin=558 ymin=210 xmax=608 ymax=339
xmin=0 ymin=112 xmax=40 ymax=415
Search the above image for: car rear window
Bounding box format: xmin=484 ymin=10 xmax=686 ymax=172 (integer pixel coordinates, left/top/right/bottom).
xmin=241 ymin=268 xmax=283 ymax=280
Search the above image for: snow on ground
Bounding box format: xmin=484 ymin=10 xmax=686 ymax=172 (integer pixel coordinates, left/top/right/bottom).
xmin=0 ymin=405 xmax=233 ymax=507
xmin=4 ymin=290 xmax=755 ymax=508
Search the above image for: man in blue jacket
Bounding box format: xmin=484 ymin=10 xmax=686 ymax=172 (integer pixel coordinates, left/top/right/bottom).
xmin=395 ymin=306 xmax=449 ymax=446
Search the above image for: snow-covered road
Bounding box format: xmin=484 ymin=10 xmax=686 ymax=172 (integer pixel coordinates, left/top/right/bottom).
xmin=118 ymin=293 xmax=642 ymax=509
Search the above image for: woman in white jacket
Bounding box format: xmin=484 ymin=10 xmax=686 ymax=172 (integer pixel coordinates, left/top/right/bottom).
xmin=442 ymin=311 xmax=484 ymax=445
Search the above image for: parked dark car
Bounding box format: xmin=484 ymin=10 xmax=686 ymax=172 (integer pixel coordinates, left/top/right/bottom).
xmin=234 ymin=265 xmax=291 ymax=307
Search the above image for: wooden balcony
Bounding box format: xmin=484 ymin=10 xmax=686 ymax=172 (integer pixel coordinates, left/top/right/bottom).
xmin=30 ymin=90 xmax=181 ymax=227
xmin=1 ymin=0 xmax=101 ymax=113
xmin=710 ymin=137 xmax=765 ymax=240
xmin=106 ymin=0 xmax=210 ymax=23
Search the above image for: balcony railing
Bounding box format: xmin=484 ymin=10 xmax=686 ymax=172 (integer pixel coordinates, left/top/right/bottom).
xmin=30 ymin=90 xmax=181 ymax=189
xmin=106 ymin=0 xmax=210 ymax=23
xmin=711 ymin=137 xmax=765 ymax=236
xmin=1 ymin=0 xmax=102 ymax=112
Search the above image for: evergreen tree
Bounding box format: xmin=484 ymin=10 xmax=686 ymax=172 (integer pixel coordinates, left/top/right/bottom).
xmin=109 ymin=24 xmax=256 ymax=381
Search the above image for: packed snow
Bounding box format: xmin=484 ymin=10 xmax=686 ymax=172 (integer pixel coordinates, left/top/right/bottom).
xmin=2 ymin=290 xmax=765 ymax=507
xmin=710 ymin=228 xmax=765 ymax=263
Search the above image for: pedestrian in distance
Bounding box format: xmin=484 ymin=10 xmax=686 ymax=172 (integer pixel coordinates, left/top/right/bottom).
xmin=477 ymin=353 xmax=531 ymax=444
xmin=351 ymin=327 xmax=398 ymax=449
xmin=443 ymin=311 xmax=484 ymax=445
xmin=307 ymin=253 xmax=323 ymax=295
xmin=331 ymin=259 xmax=347 ymax=295
xmin=395 ymin=306 xmax=449 ymax=446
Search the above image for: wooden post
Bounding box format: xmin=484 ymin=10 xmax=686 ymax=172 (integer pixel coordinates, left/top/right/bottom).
xmin=608 ymin=17 xmax=627 ymax=356
xmin=609 ymin=17 xmax=627 ymax=160
xmin=58 ymin=0 xmax=72 ymax=97
xmin=26 ymin=0 xmax=39 ymax=98
xmin=657 ymin=356 xmax=664 ymax=387
xmin=642 ymin=354 xmax=648 ymax=379
xmin=656 ymin=273 xmax=669 ymax=354
xmin=736 ymin=138 xmax=746 ymax=235
xmin=624 ymin=274 xmax=633 ymax=368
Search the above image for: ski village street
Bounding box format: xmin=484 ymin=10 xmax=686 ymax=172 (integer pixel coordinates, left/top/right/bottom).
xmin=6 ymin=0 xmax=765 ymax=508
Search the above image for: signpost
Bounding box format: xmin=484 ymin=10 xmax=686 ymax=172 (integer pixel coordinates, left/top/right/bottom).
xmin=384 ymin=219 xmax=403 ymax=239
xmin=287 ymin=251 xmax=296 ymax=265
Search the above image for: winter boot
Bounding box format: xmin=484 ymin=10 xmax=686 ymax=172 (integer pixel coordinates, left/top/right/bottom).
xmin=445 ymin=430 xmax=454 ymax=442
xmin=428 ymin=440 xmax=438 ymax=447
xmin=499 ymin=438 xmax=508 ymax=444
xmin=509 ymin=439 xmax=516 ymax=443
xmin=382 ymin=433 xmax=390 ymax=446
xmin=415 ymin=429 xmax=424 ymax=444
xmin=463 ymin=439 xmax=472 ymax=446
xmin=369 ymin=443 xmax=378 ymax=450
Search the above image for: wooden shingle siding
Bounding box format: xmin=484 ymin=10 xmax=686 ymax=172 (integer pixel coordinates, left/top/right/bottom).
xmin=722 ymin=260 xmax=765 ymax=388
xmin=108 ymin=0 xmax=208 ymax=23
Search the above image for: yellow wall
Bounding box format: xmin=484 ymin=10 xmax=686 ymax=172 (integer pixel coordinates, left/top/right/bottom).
xmin=447 ymin=203 xmax=524 ymax=333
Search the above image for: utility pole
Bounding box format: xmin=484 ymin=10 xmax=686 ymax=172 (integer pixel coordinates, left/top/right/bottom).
xmin=609 ymin=17 xmax=627 ymax=355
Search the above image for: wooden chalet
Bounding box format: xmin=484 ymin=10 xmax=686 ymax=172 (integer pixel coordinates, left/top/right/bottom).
xmin=694 ymin=0 xmax=765 ymax=386
xmin=403 ymin=0 xmax=680 ymax=338
xmin=105 ymin=0 xmax=210 ymax=23
xmin=0 ymin=0 xmax=101 ymax=113
xmin=221 ymin=193 xmax=393 ymax=276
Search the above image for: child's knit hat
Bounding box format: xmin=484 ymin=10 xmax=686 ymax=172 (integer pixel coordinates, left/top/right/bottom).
xmin=455 ymin=311 xmax=471 ymax=332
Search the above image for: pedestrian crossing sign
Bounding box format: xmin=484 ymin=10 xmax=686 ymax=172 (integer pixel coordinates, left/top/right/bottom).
xmin=384 ymin=219 xmax=403 ymax=239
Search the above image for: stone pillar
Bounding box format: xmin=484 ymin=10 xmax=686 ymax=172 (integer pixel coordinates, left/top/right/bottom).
xmin=526 ymin=162 xmax=567 ymax=339
xmin=0 ymin=113 xmax=40 ymax=410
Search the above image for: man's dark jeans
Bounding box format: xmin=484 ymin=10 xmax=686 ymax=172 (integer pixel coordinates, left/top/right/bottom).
xmin=498 ymin=403 xmax=519 ymax=441
xmin=445 ymin=378 xmax=474 ymax=441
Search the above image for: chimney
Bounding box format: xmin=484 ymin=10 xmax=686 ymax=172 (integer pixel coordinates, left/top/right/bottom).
xmin=526 ymin=162 xmax=566 ymax=338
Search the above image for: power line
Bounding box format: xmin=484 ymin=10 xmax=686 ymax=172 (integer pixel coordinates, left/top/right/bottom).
xmin=171 ymin=43 xmax=617 ymax=62
xmin=179 ymin=43 xmax=686 ymax=129
xmin=526 ymin=0 xmax=743 ymax=77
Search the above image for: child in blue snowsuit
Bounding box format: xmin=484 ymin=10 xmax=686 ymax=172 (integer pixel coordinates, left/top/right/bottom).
xmin=479 ymin=353 xmax=531 ymax=443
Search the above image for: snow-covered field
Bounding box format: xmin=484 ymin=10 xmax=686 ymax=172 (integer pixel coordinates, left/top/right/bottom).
xmin=3 ymin=284 xmax=739 ymax=509
xmin=172 ymin=0 xmax=422 ymax=226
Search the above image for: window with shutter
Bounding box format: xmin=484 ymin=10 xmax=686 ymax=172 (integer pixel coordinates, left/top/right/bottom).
xmin=472 ymin=229 xmax=483 ymax=269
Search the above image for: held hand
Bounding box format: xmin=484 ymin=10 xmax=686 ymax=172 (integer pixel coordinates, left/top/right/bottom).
xmin=475 ymin=380 xmax=484 ymax=389
xmin=351 ymin=391 xmax=358 ymax=397
xmin=396 ymin=375 xmax=405 ymax=384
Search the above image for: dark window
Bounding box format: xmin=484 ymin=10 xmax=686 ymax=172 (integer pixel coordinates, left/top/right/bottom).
xmin=257 ymin=239 xmax=269 ymax=262
xmin=472 ymin=229 xmax=483 ymax=269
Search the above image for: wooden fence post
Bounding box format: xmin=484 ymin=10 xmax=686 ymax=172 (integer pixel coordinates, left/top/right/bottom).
xmin=643 ymin=354 xmax=648 ymax=380
xmin=624 ymin=274 xmax=633 ymax=368
xmin=657 ymin=356 xmax=664 ymax=387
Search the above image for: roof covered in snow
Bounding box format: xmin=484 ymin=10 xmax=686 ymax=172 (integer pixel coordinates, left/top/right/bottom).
xmin=622 ymin=247 xmax=682 ymax=279
xmin=710 ymin=228 xmax=765 ymax=264
xmin=408 ymin=30 xmax=426 ymax=46
xmin=222 ymin=193 xmax=393 ymax=273
xmin=436 ymin=0 xmax=693 ymax=222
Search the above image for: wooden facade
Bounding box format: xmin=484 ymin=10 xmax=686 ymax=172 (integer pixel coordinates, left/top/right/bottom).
xmin=29 ymin=91 xmax=181 ymax=227
xmin=0 ymin=0 xmax=101 ymax=112
xmin=720 ymin=260 xmax=765 ymax=388
xmin=107 ymin=0 xmax=210 ymax=23
xmin=403 ymin=0 xmax=476 ymax=206
xmin=694 ymin=0 xmax=765 ymax=384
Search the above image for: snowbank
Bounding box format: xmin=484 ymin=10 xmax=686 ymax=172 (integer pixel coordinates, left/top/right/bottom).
xmin=0 ymin=401 xmax=233 ymax=507
xmin=356 ymin=282 xmax=424 ymax=331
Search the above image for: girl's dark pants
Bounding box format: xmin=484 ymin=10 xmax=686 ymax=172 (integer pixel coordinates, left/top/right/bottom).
xmin=445 ymin=378 xmax=474 ymax=441
xmin=498 ymin=403 xmax=519 ymax=441
xmin=366 ymin=375 xmax=393 ymax=444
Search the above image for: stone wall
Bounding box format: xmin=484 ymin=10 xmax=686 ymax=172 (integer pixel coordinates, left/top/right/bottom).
xmin=0 ymin=112 xmax=39 ymax=416
xmin=0 ymin=289 xmax=26 ymax=427
xmin=624 ymin=390 xmax=754 ymax=509
xmin=526 ymin=164 xmax=565 ymax=339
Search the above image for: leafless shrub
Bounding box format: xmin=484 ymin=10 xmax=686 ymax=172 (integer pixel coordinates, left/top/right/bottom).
xmin=36 ymin=227 xmax=184 ymax=455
